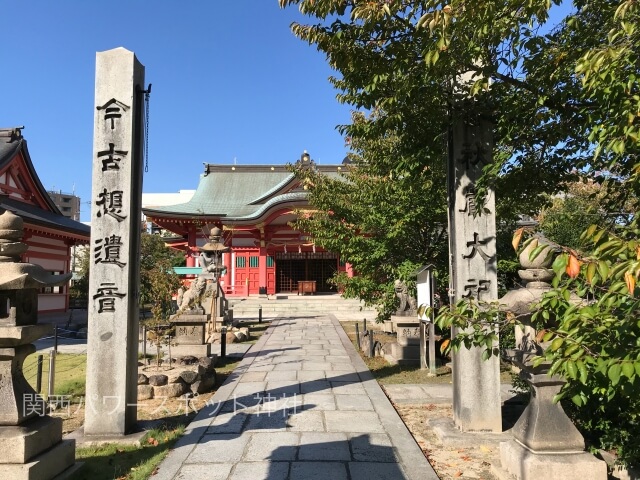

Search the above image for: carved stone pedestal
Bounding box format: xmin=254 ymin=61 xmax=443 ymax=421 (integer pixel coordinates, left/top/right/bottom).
xmin=0 ymin=328 xmax=76 ymax=480
xmin=169 ymin=313 xmax=212 ymax=358
xmin=384 ymin=319 xmax=421 ymax=366
xmin=498 ymin=438 xmax=606 ymax=480
xmin=494 ymin=362 xmax=607 ymax=479
xmin=0 ymin=416 xmax=75 ymax=479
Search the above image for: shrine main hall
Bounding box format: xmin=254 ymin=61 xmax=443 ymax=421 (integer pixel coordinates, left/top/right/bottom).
xmin=142 ymin=152 xmax=352 ymax=296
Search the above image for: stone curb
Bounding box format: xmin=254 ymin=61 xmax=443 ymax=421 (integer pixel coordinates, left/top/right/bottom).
xmin=328 ymin=314 xmax=440 ymax=480
xmin=151 ymin=315 xmax=280 ymax=480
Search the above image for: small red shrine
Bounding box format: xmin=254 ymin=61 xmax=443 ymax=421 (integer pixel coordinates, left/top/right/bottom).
xmin=143 ymin=152 xmax=353 ymax=296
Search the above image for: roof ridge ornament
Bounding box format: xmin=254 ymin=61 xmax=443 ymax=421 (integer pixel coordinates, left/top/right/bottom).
xmin=296 ymin=150 xmax=316 ymax=170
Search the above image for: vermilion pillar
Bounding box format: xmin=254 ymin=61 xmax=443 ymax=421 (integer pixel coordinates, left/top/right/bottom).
xmin=186 ymin=226 xmax=197 ymax=267
xmin=258 ymin=247 xmax=267 ymax=295
xmin=346 ymin=262 xmax=354 ymax=278
xmin=223 ymin=251 xmax=232 ymax=289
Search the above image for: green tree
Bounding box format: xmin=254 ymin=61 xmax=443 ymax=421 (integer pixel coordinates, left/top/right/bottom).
xmin=69 ymin=246 xmax=90 ymax=303
xmin=536 ymin=180 xmax=629 ymax=250
xmin=279 ymin=0 xmax=639 ymax=213
xmin=291 ymin=111 xmax=449 ymax=319
xmin=280 ymin=0 xmax=640 ymax=465
xmin=139 ymin=233 xmax=184 ymax=322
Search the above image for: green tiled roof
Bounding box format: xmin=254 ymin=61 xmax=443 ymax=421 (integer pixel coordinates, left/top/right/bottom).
xmin=143 ymin=164 xmax=342 ymax=222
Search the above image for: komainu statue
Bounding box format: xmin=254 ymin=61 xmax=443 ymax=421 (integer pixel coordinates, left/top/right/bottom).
xmin=394 ymin=279 xmax=417 ymax=316
xmin=178 ymin=277 xmax=207 ymax=313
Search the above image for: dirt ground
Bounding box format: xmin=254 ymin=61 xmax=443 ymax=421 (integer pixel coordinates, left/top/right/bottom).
xmin=53 ymin=391 xmax=218 ymax=436
xmin=392 ymin=402 xmax=501 ymax=480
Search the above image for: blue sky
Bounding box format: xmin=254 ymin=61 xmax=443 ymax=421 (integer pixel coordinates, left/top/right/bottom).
xmin=1 ymin=1 xmax=351 ymax=221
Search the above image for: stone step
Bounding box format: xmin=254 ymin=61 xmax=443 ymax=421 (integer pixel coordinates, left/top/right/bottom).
xmin=227 ymin=296 xmax=377 ymax=316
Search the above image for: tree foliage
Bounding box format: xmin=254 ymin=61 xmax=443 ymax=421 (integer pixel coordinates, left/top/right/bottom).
xmin=290 ymin=111 xmax=449 ymax=319
xmin=280 ymin=0 xmax=639 ymax=213
xmin=139 ymin=233 xmax=184 ymax=323
xmin=280 ymin=0 xmax=640 ymax=464
xmin=69 ymin=246 xmax=90 ymax=302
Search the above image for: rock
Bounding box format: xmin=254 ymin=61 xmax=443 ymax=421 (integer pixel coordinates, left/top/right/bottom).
xmin=177 ymin=355 xmax=199 ymax=365
xmin=148 ymin=374 xmax=169 ymax=386
xmin=180 ymin=370 xmax=200 ymax=385
xmin=137 ymin=385 xmax=154 ymax=400
xmin=137 ymin=373 xmax=149 ymax=385
xmin=191 ymin=373 xmax=216 ymax=394
xmin=166 ymin=370 xmax=184 ymax=384
xmin=233 ymin=331 xmax=246 ymax=342
xmin=154 ymin=381 xmax=188 ymax=398
xmin=225 ymin=332 xmax=238 ymax=344
xmin=239 ymin=327 xmax=250 ymax=339
xmin=198 ymin=356 xmax=216 ymax=373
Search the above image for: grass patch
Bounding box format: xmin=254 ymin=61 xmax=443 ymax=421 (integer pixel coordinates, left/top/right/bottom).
xmin=23 ymin=353 xmax=87 ymax=398
xmin=236 ymin=319 xmax=270 ymax=344
xmin=71 ymin=424 xmax=185 ymax=480
xmin=341 ymin=321 xmax=512 ymax=385
xmin=21 ymin=321 xmax=267 ymax=479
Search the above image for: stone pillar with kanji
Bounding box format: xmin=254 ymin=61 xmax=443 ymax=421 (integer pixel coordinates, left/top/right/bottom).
xmin=85 ymin=48 xmax=145 ymax=436
xmin=447 ymin=107 xmax=502 ymax=432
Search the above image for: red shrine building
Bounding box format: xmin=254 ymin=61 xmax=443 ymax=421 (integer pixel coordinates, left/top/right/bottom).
xmin=143 ymin=152 xmax=353 ymax=296
xmin=0 ymin=127 xmax=90 ymax=312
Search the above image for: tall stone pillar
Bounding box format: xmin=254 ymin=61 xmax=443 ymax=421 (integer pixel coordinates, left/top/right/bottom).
xmin=85 ymin=48 xmax=145 ymax=436
xmin=448 ymin=109 xmax=502 ymax=432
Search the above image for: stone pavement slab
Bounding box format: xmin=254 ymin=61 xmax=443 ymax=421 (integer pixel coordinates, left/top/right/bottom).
xmin=153 ymin=313 xmax=439 ymax=480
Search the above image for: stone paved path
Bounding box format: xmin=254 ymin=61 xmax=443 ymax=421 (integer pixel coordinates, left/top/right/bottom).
xmin=154 ymin=314 xmax=438 ymax=480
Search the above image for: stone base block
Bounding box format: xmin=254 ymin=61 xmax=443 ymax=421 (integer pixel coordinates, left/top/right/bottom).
xmin=0 ymin=417 xmax=61 ymax=464
xmin=0 ymin=416 xmax=63 ymax=464
xmin=391 ymin=343 xmax=420 ymax=360
xmin=382 ymin=320 xmax=395 ymax=333
xmin=2 ymin=438 xmax=75 ymax=480
xmin=496 ymin=439 xmax=607 ymax=480
xmin=384 ymin=355 xmax=419 ymax=366
xmin=169 ymin=314 xmax=208 ymax=323
xmin=171 ymin=344 xmax=211 ymax=358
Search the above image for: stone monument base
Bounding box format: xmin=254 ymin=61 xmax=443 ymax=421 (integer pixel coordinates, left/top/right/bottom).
xmin=171 ymin=343 xmax=211 ymax=358
xmin=0 ymin=416 xmax=75 ymax=480
xmin=384 ymin=343 xmax=420 ymax=366
xmin=493 ymin=439 xmax=607 ymax=480
xmin=383 ymin=318 xmax=421 ymax=366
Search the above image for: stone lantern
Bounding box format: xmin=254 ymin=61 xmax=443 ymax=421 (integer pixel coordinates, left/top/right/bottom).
xmin=0 ymin=205 xmax=76 ymax=478
xmin=170 ymin=226 xmax=231 ymax=356
xmin=198 ymin=226 xmax=230 ymax=282
xmin=199 ymin=226 xmax=231 ymax=330
xmin=495 ymin=238 xmax=607 ymax=479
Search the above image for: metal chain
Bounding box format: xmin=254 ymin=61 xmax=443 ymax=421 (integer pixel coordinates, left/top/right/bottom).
xmin=144 ymin=85 xmax=151 ymax=173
